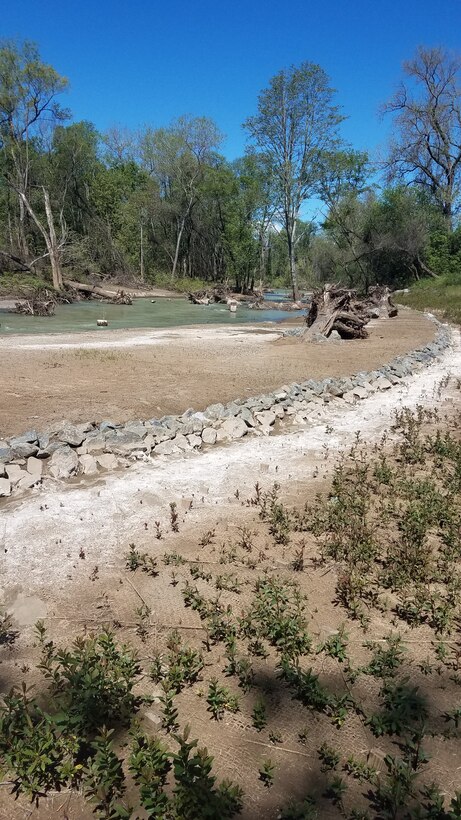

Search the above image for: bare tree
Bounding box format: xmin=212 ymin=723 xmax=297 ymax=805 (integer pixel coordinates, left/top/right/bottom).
xmin=383 ymin=46 xmax=461 ymax=228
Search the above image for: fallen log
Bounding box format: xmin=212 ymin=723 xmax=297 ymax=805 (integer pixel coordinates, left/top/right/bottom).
xmin=65 ymin=280 xmax=133 ymax=304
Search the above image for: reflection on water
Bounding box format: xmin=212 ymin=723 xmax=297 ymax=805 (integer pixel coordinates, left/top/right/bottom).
xmin=0 ymin=297 xmax=304 ymax=335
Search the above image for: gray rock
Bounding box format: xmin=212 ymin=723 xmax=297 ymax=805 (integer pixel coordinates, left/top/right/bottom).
xmin=99 ymin=420 xmax=117 ymax=432
xmin=154 ymin=440 xmax=180 ymax=456
xmin=0 ymin=447 xmax=13 ymax=463
xmin=9 ymin=430 xmax=39 ymax=445
xmin=173 ymin=434 xmax=191 ymax=451
xmin=0 ymin=478 xmax=12 ymax=496
xmin=238 ymin=406 xmax=256 ymax=427
xmin=96 ymin=453 xmax=118 ymax=470
xmin=49 ymin=446 xmax=79 ymax=479
xmin=160 ymin=415 xmax=184 ymax=434
xmin=124 ymin=422 xmax=148 ymax=438
xmin=10 ymin=442 xmax=38 ymax=459
xmin=79 ymin=454 xmax=99 ymax=475
xmin=81 ymin=434 xmax=107 ymax=454
xmin=56 ymin=423 xmax=87 ymax=447
xmin=352 ymin=386 xmax=369 ymax=400
xmin=205 ymin=403 xmax=225 ymax=421
xmin=329 ymin=330 xmax=342 ymax=341
xmin=202 ymin=427 xmax=217 ymax=445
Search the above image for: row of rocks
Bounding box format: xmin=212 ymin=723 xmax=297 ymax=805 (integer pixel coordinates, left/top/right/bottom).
xmin=0 ymin=320 xmax=451 ymax=498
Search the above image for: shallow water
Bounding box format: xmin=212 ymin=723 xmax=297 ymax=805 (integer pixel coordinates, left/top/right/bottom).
xmin=0 ymin=297 xmax=304 ymax=335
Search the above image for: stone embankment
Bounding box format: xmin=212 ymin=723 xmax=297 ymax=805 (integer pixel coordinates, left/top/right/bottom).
xmin=0 ymin=319 xmax=451 ymax=498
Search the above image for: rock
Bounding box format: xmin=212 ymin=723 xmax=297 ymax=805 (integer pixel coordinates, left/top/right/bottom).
xmin=27 ymin=457 xmax=43 ymax=476
xmin=18 ymin=474 xmax=41 ymax=490
xmin=0 ymin=446 xmax=13 ymax=463
xmin=99 ymin=420 xmax=117 ymax=432
xmin=56 ymin=423 xmax=87 ymax=447
xmin=272 ymin=404 xmax=285 ymax=419
xmin=79 ymin=454 xmax=98 ymax=475
xmin=373 ymin=376 xmax=393 ymax=390
xmin=10 ymin=442 xmax=38 ymax=459
xmin=201 ymin=427 xmax=217 ymax=445
xmin=124 ymin=422 xmax=148 ymax=438
xmin=154 ymin=440 xmax=180 ymax=456
xmin=342 ymin=391 xmax=357 ymax=405
xmin=49 ymin=446 xmax=79 ymax=479
xmin=205 ymin=403 xmax=225 ymax=421
xmin=82 ymin=434 xmax=107 ymax=454
xmin=352 ymin=386 xmax=368 ymax=400
xmin=104 ymin=431 xmax=146 ymax=454
xmin=217 ymin=417 xmax=248 ymax=440
xmin=329 ymin=330 xmax=342 ymax=340
xmin=159 ymin=416 xmax=183 ymax=435
xmin=9 ymin=430 xmax=38 ymax=445
xmin=96 ymin=453 xmax=118 ymax=470
xmin=173 ymin=434 xmax=191 ymax=451
xmin=0 ymin=478 xmax=12 ymax=496
xmin=255 ymin=410 xmax=276 ymax=428
xmin=5 ymin=464 xmax=27 ymax=485
xmin=238 ymin=406 xmax=256 ymax=427
xmin=187 ymin=434 xmax=202 ymax=449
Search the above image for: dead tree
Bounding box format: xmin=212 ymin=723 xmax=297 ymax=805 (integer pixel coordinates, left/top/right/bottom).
xmin=304 ymin=284 xmax=369 ymax=340
xmin=304 ymin=283 xmax=398 ymax=341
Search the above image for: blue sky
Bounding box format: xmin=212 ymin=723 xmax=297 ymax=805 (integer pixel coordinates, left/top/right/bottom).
xmin=3 ymin=0 xmax=461 ymax=164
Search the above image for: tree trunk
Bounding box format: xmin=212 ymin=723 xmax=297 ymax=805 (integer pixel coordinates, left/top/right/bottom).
xmin=286 ymin=220 xmax=299 ymax=302
xmin=43 ymin=189 xmax=63 ymax=290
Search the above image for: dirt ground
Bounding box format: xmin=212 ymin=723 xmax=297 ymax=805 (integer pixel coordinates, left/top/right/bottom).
xmin=0 ymin=310 xmax=435 ymax=437
xmin=1 ymin=340 xmax=460 ymax=819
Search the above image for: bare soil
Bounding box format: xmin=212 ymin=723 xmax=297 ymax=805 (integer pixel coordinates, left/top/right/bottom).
xmin=0 ymin=310 xmax=434 ymax=437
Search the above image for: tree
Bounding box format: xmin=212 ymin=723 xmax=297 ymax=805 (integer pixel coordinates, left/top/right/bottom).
xmin=140 ymin=116 xmax=223 ymax=280
xmin=0 ymin=40 xmax=69 ymax=288
xmin=383 ymin=46 xmax=461 ymax=228
xmin=244 ymin=62 xmax=344 ymax=300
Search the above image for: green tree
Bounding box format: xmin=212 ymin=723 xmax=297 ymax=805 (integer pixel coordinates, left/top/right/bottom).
xmin=0 ymin=39 xmax=69 ymax=288
xmin=244 ymin=62 xmax=344 ymax=300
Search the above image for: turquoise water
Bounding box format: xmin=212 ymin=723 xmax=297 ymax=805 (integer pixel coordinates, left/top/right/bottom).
xmin=0 ymin=297 xmax=304 ymax=335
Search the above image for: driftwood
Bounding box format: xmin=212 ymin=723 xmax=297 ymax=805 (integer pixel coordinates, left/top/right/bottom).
xmin=14 ymin=298 xmax=55 ymax=317
xmin=66 ymin=280 xmax=132 ymax=304
xmin=365 ymin=285 xmax=398 ymax=319
xmin=304 ymin=284 xmax=398 ymax=341
xmin=188 ymin=286 xmax=230 ymax=305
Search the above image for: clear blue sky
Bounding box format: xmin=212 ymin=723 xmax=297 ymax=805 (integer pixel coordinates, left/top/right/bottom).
xmin=3 ymin=0 xmax=461 ymax=162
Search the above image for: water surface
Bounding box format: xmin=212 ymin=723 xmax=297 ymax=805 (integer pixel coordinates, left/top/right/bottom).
xmin=0 ymin=297 xmax=304 ymax=335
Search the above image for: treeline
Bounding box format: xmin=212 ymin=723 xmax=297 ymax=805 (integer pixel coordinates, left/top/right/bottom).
xmin=1 ymin=41 xmax=460 ymax=297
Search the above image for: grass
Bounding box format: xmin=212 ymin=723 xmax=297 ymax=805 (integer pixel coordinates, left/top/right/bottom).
xmin=0 ymin=272 xmax=50 ymax=298
xmin=396 ymin=274 xmax=461 ymax=325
